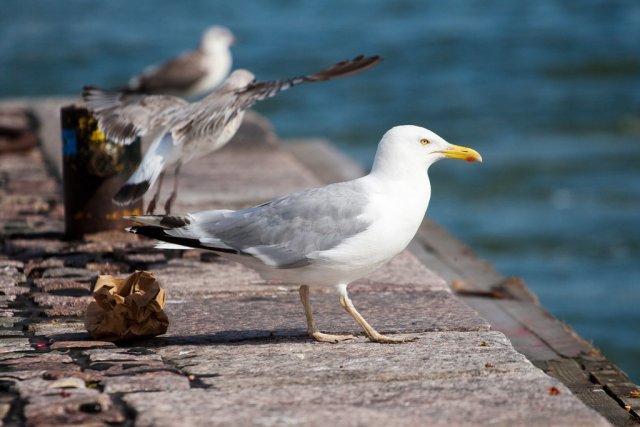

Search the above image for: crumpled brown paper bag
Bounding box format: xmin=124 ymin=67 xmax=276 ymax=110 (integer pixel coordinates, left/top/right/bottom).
xmin=85 ymin=270 xmax=169 ymax=341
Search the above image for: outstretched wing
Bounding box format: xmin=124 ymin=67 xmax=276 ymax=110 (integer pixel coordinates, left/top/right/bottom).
xmin=169 ymin=55 xmax=381 ymax=147
xmin=82 ymin=86 xmax=188 ymax=145
xmin=233 ymin=54 xmax=381 ymax=112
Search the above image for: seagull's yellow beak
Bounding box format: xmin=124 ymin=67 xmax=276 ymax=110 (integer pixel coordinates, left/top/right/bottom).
xmin=438 ymin=144 xmax=483 ymax=163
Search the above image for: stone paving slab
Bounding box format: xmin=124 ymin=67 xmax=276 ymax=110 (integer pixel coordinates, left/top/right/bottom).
xmin=0 ymin=101 xmax=619 ymax=426
xmin=159 ymin=288 xmax=489 ymax=344
xmin=127 ymin=331 xmax=608 ymax=427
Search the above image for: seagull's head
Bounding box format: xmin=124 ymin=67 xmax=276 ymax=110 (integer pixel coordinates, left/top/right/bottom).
xmin=201 ymin=26 xmax=236 ymax=51
xmin=372 ymin=125 xmax=482 ymax=176
xmin=224 ymin=69 xmax=256 ymax=89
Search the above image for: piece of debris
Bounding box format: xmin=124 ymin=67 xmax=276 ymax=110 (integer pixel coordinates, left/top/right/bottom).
xmin=547 ymin=386 xmax=561 ymax=395
xmin=84 ymin=270 xmax=168 ymax=341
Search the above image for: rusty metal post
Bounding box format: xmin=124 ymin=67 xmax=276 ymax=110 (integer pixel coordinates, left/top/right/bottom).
xmin=61 ymin=105 xmax=142 ymax=240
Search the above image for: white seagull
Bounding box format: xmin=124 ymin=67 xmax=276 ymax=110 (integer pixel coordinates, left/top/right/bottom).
xmin=83 ymin=55 xmax=381 ymax=214
xmin=126 ymin=125 xmax=482 ymax=343
xmin=126 ymin=26 xmax=235 ymax=98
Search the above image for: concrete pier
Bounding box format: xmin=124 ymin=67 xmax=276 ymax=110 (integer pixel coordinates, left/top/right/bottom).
xmin=1 ymin=98 xmax=637 ymax=426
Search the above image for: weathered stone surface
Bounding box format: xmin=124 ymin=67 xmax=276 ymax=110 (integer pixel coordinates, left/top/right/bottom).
xmin=41 ymin=267 xmax=98 ymax=282
xmin=11 ymin=375 xmax=88 ymax=399
xmin=49 ymin=341 xmax=116 ymax=350
xmin=0 ymin=328 xmax=23 ymax=337
xmin=85 ymin=261 xmax=129 ymax=275
xmin=1 ymin=352 xmax=73 ymax=366
xmin=152 ymin=257 xmax=271 ymax=297
xmin=0 ymin=316 xmax=24 ymax=328
xmin=0 ymin=309 xmax=16 ymax=318
xmin=0 ymin=194 xmax=52 ymax=215
xmin=0 ymin=337 xmax=31 ymax=353
xmin=24 ymin=388 xmax=125 ymax=426
xmin=0 ymin=294 xmax=16 ymax=307
xmin=4 ymin=238 xmax=69 ymax=259
xmin=127 ymin=332 xmax=608 ymax=426
xmin=84 ymin=363 xmax=175 ymax=378
xmin=102 ymin=372 xmax=190 ymax=393
xmin=0 ymin=260 xmax=24 ymax=269
xmin=0 ymin=274 xmax=28 ymax=296
xmin=0 ymin=353 xmax=75 ymax=379
xmin=121 ymin=252 xmax=167 ymax=268
xmin=25 ymin=258 xmax=64 ymax=278
xmin=32 ymin=278 xmax=91 ymax=296
xmin=159 ymin=288 xmax=488 ymax=344
xmin=0 ymin=285 xmax=29 ymax=297
xmin=28 ymin=321 xmax=86 ymax=337
xmin=164 ymin=331 xmax=524 ymax=382
xmin=86 ymin=350 xmax=163 ymax=363
xmin=31 ymin=294 xmax=92 ymax=317
xmin=0 ymin=102 xmax=616 ymax=426
xmin=0 ymin=265 xmax=24 ymax=281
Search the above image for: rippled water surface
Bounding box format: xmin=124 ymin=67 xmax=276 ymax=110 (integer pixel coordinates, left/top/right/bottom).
xmin=1 ymin=0 xmax=639 ymax=382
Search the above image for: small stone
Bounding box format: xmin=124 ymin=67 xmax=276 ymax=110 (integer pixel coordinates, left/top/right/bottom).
xmin=79 ymin=401 xmax=102 ymax=413
xmin=48 ymin=377 xmax=86 ymax=389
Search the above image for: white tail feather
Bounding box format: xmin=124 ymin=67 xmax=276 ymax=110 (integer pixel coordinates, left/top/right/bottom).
xmin=155 ymin=242 xmax=193 ymax=250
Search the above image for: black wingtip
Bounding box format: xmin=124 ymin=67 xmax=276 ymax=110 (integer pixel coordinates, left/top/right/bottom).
xmin=307 ymin=54 xmax=383 ymax=82
xmin=113 ymin=181 xmax=150 ymax=205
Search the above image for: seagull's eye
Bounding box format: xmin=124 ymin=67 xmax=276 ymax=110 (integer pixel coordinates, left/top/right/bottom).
xmin=420 ymin=138 xmax=431 ymax=145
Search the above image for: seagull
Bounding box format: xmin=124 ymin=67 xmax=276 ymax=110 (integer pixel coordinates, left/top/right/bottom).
xmin=126 ymin=26 xmax=235 ymax=98
xmin=83 ymin=55 xmax=381 ymax=214
xmin=125 ymin=125 xmax=482 ymax=343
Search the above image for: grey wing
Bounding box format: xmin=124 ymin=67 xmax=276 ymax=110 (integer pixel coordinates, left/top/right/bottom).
xmin=171 ymin=91 xmax=238 ymax=145
xmin=82 ymin=86 xmax=187 ymax=144
xmin=130 ymin=51 xmax=207 ymax=94
xmin=232 ymin=54 xmax=382 ymax=112
xmin=174 ymin=181 xmax=372 ymax=268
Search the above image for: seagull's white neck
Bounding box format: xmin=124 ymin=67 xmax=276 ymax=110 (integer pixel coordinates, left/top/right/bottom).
xmin=369 ymin=140 xmax=436 ymax=184
xmin=365 ymin=135 xmax=436 ymax=229
xmin=202 ymin=40 xmax=230 ymax=55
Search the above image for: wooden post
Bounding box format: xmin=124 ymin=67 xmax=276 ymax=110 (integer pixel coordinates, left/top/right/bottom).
xmin=61 ymin=105 xmax=142 ymax=240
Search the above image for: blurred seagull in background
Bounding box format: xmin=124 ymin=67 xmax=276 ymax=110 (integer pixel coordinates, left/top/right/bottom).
xmin=83 ymin=55 xmax=381 ymax=214
xmin=125 ymin=125 xmax=482 ymax=343
xmin=126 ymin=26 xmax=235 ymax=98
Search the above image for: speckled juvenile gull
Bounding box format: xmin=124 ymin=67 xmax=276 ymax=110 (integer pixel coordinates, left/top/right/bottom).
xmin=126 ymin=26 xmax=234 ymax=98
xmin=83 ymin=55 xmax=381 ymax=214
xmin=126 ymin=125 xmax=482 ymax=343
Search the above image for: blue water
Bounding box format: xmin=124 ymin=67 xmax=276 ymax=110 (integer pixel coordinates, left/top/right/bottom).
xmin=1 ymin=0 xmax=639 ymax=382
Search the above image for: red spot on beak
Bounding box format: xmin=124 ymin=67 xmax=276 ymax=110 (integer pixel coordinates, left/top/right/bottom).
xmin=466 ymin=156 xmax=477 ymax=162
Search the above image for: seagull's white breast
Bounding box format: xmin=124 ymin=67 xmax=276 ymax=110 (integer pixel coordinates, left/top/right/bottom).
xmin=298 ymin=175 xmax=431 ymax=286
